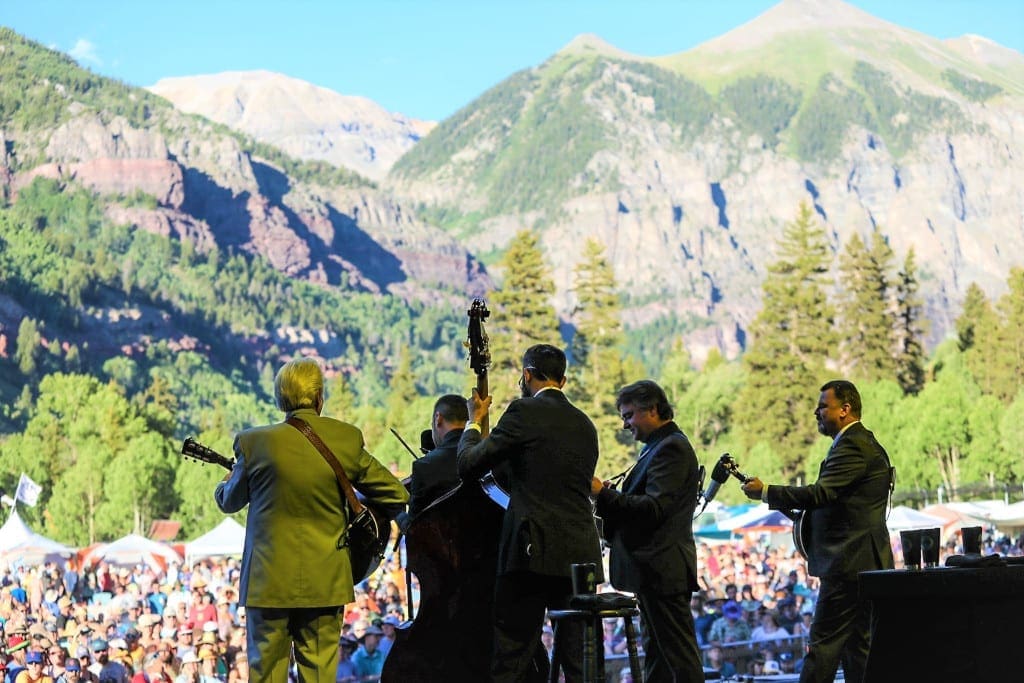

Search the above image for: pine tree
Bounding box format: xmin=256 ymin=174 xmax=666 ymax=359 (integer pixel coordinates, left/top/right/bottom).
xmin=988 ymin=267 xmax=1024 ymax=402
xmin=734 ymin=203 xmax=835 ymax=480
xmin=487 ymin=230 xmax=562 ymax=398
xmin=385 ymin=345 xmax=419 ymax=426
xmin=570 ymin=239 xmax=625 ymax=403
xmin=837 ymin=231 xmax=896 ymax=381
xmin=569 ymin=239 xmax=633 ymax=475
xmin=956 ymin=283 xmax=990 ymax=352
xmin=958 ymin=283 xmax=1001 ymax=396
xmin=323 ymin=371 xmax=357 ymax=421
xmin=893 ymin=248 xmax=927 ymax=394
xmin=15 ymin=316 xmax=42 ymax=375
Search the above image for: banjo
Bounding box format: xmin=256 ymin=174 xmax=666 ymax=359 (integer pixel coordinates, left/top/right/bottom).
xmin=719 ymin=454 xmax=810 ymax=561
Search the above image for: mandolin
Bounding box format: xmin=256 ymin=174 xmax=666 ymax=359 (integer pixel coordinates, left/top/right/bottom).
xmin=720 ymin=454 xmax=810 ymax=561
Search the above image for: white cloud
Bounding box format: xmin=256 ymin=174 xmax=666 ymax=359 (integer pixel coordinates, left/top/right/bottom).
xmin=68 ymin=39 xmax=102 ymax=66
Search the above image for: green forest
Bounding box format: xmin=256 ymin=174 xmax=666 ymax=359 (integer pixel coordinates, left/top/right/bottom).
xmin=1 ymin=180 xmax=1022 ymax=546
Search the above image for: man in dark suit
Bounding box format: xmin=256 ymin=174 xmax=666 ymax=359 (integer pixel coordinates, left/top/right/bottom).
xmin=591 ymin=379 xmax=705 ymax=683
xmin=742 ymin=379 xmax=894 ymax=683
xmin=215 ymin=357 xmax=409 ymax=683
xmin=458 ymin=343 xmax=604 ymax=683
xmin=397 ymin=393 xmax=467 ymax=529
xmin=384 ymin=393 xmax=504 ymax=682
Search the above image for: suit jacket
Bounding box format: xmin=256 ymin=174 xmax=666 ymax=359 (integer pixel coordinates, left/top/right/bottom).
xmin=764 ymin=421 xmax=895 ymax=580
xmin=215 ymin=408 xmax=409 ymax=608
xmin=399 ymin=428 xmax=464 ymax=526
xmin=594 ymin=422 xmax=700 ymax=595
xmin=457 ymin=388 xmax=604 ymax=579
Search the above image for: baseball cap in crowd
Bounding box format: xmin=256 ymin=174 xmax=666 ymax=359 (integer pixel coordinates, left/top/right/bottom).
xmin=764 ymin=660 xmax=782 ymax=674
xmin=137 ymin=615 xmax=160 ymax=628
xmin=108 ymin=638 xmax=128 ymax=651
xmin=90 ymin=639 xmax=108 ymax=652
xmin=339 ymin=634 xmax=359 ymax=651
xmin=65 ymin=659 xmax=81 ymax=672
xmin=26 ymin=651 xmax=45 ymax=665
xmin=359 ymin=625 xmax=384 ymax=641
xmin=722 ymin=600 xmax=743 ymax=619
xmin=381 ymin=616 xmax=401 ymax=628
xmin=5 ymin=636 xmax=28 ymax=654
xmin=75 ymin=646 xmax=90 ymax=659
xmin=180 ymin=652 xmax=199 ymax=665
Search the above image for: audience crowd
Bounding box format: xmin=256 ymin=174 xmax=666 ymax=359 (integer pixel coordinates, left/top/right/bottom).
xmin=1 ymin=519 xmax=1019 ymax=683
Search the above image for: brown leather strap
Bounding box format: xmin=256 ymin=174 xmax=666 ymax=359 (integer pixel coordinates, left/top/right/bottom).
xmin=286 ymin=416 xmax=365 ymax=515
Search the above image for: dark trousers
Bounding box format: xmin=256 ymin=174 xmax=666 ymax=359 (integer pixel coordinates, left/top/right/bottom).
xmin=636 ymin=591 xmax=704 ymax=683
xmin=246 ymin=605 xmax=341 ymax=683
xmin=800 ymin=578 xmax=871 ymax=683
xmin=492 ymin=571 xmax=579 ymax=683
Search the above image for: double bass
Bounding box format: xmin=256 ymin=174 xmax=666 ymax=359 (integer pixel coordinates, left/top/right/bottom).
xmin=381 ymin=299 xmax=505 ymax=682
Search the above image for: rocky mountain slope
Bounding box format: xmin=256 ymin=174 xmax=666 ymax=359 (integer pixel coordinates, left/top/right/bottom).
xmin=148 ymin=71 xmax=435 ymax=182
xmin=4 ymin=0 xmax=1024 ymax=370
xmin=0 ymin=28 xmax=489 ymax=375
xmin=385 ymin=0 xmax=1024 ymax=361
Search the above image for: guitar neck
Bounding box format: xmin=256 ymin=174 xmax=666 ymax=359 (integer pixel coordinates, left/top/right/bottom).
xmin=181 ymin=438 xmax=234 ymax=470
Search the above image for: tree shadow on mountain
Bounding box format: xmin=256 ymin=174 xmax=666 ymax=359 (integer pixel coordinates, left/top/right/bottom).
xmin=325 ymin=205 xmax=406 ymax=289
xmin=250 ymin=160 xmax=346 ymax=284
xmin=180 ymin=167 xmax=252 ymax=251
xmin=251 ymin=159 xmax=291 ymax=206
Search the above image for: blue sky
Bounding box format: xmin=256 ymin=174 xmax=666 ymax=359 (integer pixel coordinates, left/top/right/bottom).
xmin=3 ymin=1 xmax=1022 ymax=121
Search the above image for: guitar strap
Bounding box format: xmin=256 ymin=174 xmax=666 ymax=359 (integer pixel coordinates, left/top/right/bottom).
xmin=286 ymin=416 xmax=366 ymax=518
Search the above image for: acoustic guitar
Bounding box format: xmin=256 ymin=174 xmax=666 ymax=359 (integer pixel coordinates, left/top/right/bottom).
xmin=180 ymin=437 xmax=389 ymax=583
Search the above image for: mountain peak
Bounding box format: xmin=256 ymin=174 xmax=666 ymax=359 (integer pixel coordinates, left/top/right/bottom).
xmin=560 ymin=33 xmax=633 ymax=59
xmin=148 ymin=71 xmax=435 ymax=181
xmin=696 ymin=0 xmax=896 ymax=53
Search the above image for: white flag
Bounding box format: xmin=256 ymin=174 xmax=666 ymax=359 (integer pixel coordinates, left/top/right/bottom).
xmin=15 ymin=473 xmax=41 ymax=507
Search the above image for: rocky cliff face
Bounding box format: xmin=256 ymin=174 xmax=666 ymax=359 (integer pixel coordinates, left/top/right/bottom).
xmin=4 ymin=107 xmax=489 ymax=302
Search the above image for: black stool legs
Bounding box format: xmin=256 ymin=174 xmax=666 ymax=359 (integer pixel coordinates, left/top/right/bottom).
xmin=548 ymin=602 xmax=642 ymax=683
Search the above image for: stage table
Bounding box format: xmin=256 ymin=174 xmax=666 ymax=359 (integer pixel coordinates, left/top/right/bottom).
xmin=860 ymin=563 xmax=1024 ymax=682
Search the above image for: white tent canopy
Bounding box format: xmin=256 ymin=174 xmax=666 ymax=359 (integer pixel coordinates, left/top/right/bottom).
xmin=0 ymin=509 xmax=75 ymax=565
xmin=84 ymin=533 xmax=182 ymax=570
xmin=185 ymin=518 xmax=245 ymax=565
xmin=886 ymin=505 xmax=947 ymax=532
xmin=979 ymin=500 xmax=1024 ymax=528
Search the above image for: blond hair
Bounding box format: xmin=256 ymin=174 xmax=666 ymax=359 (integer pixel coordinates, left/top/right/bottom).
xmin=274 ymin=357 xmax=324 ymax=412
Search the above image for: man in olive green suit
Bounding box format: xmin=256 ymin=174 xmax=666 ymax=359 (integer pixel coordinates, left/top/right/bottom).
xmin=215 ymin=357 xmax=408 ymax=683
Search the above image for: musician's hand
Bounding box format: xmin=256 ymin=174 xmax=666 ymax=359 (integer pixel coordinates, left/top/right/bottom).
xmin=467 ymin=387 xmax=491 ymax=424
xmin=741 ymin=477 xmax=765 ymax=500
xmin=590 ymin=476 xmax=605 ymax=496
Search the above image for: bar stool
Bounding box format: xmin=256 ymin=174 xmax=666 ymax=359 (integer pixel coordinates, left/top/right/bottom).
xmin=548 ymin=592 xmax=643 ymax=683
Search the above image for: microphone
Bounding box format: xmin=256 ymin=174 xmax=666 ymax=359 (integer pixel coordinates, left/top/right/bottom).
xmin=702 ymin=454 xmax=733 ymax=504
xmin=419 ymin=429 xmax=434 ymax=455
